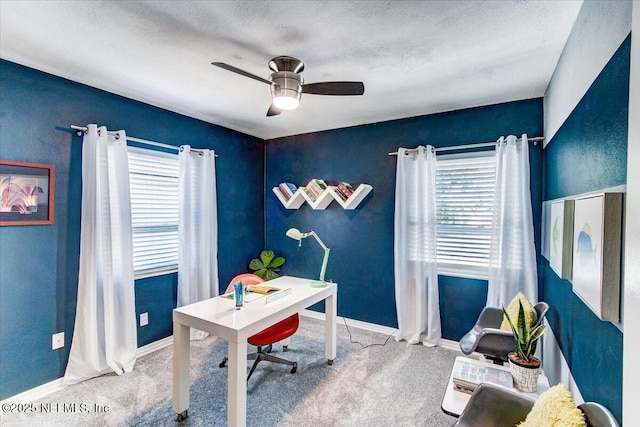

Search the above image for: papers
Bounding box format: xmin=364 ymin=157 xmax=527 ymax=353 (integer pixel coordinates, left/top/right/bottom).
xmin=264 ymin=287 xmax=291 ymax=304
xmin=452 ymin=359 xmax=513 ymax=394
xmin=221 ymin=291 xmax=265 ymax=303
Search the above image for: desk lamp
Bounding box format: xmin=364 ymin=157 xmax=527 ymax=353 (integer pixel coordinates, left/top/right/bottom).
xmin=286 ymin=228 xmax=330 ymax=288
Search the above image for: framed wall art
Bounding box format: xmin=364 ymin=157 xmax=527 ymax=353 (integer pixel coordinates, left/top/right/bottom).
xmin=549 ymin=199 xmax=574 ymax=279
xmin=571 ymin=192 xmax=623 ymax=322
xmin=0 ymin=160 xmax=55 ymax=226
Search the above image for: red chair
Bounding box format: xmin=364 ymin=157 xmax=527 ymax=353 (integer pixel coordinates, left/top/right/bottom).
xmin=219 ymin=273 xmax=299 ymax=380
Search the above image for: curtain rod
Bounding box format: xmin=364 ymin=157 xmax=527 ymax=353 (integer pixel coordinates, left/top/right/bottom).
xmin=69 ymin=125 xmax=217 ymax=157
xmin=387 ymin=136 xmax=544 ymax=156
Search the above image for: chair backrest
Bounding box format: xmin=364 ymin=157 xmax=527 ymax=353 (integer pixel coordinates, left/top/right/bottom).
xmin=532 ymin=302 xmax=549 ymax=328
xmin=226 ymin=273 xmax=265 ymax=293
xmin=578 ymin=402 xmax=620 ymax=427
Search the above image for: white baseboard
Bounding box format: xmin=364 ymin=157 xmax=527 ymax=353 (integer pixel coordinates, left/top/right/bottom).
xmin=299 ymin=309 xmax=460 ymax=351
xmin=136 ymin=335 xmax=173 ymax=358
xmin=1 ymin=336 xmax=175 ymax=404
xmin=0 ymin=378 xmax=66 ymax=405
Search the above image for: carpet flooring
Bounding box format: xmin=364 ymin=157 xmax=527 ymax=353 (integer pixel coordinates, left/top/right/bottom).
xmin=1 ymin=316 xmax=460 ymax=426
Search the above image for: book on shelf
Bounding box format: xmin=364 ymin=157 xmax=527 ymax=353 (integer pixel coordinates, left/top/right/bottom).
xmin=277 ymin=182 xmax=297 ymax=200
xmin=278 ymin=184 xmax=291 ymax=200
xmin=284 ymin=182 xmax=297 ymax=194
xmin=305 ymin=178 xmax=328 ymax=200
xmin=313 ymin=178 xmax=327 ymax=191
xmin=333 ymin=187 xmax=348 ymax=201
xmin=303 ymin=187 xmax=317 ymax=202
xmin=337 ymin=182 xmax=355 ymax=200
xmin=452 ymin=359 xmax=513 ymax=394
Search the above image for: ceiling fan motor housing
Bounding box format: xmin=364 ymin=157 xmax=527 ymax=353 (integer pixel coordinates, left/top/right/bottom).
xmin=270 ymin=71 xmax=303 ymax=110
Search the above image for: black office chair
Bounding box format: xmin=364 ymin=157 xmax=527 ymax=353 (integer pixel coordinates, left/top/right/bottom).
xmin=459 ymin=302 xmax=549 ymax=364
xmin=452 ymin=382 xmax=619 ymax=427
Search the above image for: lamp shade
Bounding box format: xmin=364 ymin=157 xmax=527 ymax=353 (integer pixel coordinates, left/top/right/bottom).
xmin=286 ymin=228 xmax=303 ymax=240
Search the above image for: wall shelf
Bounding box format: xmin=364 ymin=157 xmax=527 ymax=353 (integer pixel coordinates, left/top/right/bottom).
xmin=272 ymin=183 xmax=372 ymax=210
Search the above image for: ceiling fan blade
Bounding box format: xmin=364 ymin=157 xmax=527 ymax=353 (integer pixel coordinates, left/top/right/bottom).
xmin=301 ymin=81 xmax=365 ymax=96
xmin=267 ymin=104 xmax=282 ymax=117
xmin=211 ymin=62 xmax=272 ymax=85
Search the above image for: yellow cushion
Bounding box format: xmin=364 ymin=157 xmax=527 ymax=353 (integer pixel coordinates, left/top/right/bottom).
xmin=501 ymin=292 xmax=537 ymax=331
xmin=518 ymin=384 xmax=586 ymax=427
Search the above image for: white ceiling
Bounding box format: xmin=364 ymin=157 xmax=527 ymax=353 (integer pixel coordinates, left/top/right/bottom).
xmin=0 ymin=0 xmax=583 ymax=140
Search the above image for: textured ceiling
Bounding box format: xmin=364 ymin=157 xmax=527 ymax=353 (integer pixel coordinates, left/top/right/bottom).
xmin=0 ymin=1 xmax=583 ymax=140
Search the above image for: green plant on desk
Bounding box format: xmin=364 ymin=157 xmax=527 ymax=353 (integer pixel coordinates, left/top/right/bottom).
xmin=249 ymin=250 xmax=285 ymax=281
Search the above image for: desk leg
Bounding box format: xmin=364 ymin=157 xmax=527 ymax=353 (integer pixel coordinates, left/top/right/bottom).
xmin=325 ymin=292 xmax=337 ymax=364
xmin=173 ymin=322 xmax=190 ymax=421
xmin=228 ymin=339 xmax=247 ymax=427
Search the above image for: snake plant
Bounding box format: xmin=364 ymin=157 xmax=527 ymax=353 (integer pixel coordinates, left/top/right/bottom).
xmin=503 ymin=300 xmax=545 ymax=363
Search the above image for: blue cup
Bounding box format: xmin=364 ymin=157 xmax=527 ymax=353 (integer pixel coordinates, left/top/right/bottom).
xmin=234 ymin=282 xmax=244 ymax=309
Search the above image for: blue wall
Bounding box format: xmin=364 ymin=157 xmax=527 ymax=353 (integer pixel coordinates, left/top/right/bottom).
xmin=542 ymin=35 xmax=630 ymax=423
xmin=264 ymin=99 xmax=543 ymax=339
xmin=0 ymin=60 xmax=265 ymax=399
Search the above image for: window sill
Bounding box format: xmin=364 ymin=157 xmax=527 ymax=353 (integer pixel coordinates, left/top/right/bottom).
xmin=437 ymin=267 xmax=488 ymax=281
xmin=134 ymin=267 xmax=178 ymax=280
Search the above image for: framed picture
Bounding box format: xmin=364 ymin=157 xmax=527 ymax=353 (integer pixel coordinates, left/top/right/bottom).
xmin=0 ymin=160 xmax=55 ymax=226
xmin=549 ymin=199 xmax=574 ymax=279
xmin=571 ymin=193 xmax=623 ymax=322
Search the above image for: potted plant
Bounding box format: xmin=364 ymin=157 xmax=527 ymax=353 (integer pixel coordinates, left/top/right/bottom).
xmin=248 ymin=250 xmax=285 ymax=281
xmin=502 ymin=300 xmax=545 ymax=392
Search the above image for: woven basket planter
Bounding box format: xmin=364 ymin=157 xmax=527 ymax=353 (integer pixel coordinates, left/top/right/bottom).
xmin=508 ymin=352 xmax=540 ymax=392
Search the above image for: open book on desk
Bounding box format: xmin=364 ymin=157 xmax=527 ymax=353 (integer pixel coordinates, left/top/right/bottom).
xmin=246 ymin=285 xmax=281 ymax=295
xmin=222 ymin=285 xmax=291 ymax=304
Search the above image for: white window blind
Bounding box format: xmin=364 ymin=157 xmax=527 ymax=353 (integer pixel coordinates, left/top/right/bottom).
xmin=435 ymin=152 xmax=496 ymax=278
xmin=127 ymin=147 xmax=179 ymax=278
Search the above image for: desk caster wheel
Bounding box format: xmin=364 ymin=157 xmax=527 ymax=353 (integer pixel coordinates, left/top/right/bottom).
xmin=176 ymin=410 xmax=188 ymax=422
xmin=291 ymin=362 xmax=297 ymax=374
xmin=328 ymin=359 xmax=333 ymax=365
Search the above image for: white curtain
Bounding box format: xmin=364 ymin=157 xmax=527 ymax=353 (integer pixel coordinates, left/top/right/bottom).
xmin=487 ymin=134 xmax=538 ymax=306
xmin=64 ymin=124 xmax=137 ymax=384
xmin=394 ymin=146 xmax=441 ymax=346
xmin=177 ymin=145 xmax=219 ymax=341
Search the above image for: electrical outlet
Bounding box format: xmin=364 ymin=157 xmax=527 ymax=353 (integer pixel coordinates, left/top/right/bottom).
xmin=52 ymin=332 xmax=64 ymax=350
xmin=140 ymin=312 xmax=149 ymax=327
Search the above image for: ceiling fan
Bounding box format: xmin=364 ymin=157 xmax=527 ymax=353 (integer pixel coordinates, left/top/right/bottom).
xmin=212 ymin=56 xmax=365 ymax=117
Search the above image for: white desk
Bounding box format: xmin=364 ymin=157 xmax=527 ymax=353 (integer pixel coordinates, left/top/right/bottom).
xmin=172 ymin=276 xmax=337 ymax=426
xmin=441 ymin=356 xmax=550 ymax=417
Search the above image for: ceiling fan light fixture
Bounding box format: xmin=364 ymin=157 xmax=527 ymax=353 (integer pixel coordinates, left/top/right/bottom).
xmin=270 ymin=71 xmax=302 ymax=110
xmin=212 ymin=56 xmax=365 ymax=117
xmin=273 ymin=93 xmax=300 ymax=110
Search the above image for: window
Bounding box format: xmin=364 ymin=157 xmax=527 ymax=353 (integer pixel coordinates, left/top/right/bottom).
xmin=435 ymin=151 xmax=496 ymax=278
xmin=127 ymin=147 xmax=179 ymax=278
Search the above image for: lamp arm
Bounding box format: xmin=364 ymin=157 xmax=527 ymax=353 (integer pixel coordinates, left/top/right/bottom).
xmin=309 ymin=231 xmax=330 ymax=282
xmin=319 ymin=247 xmax=330 ymax=282
xmin=309 ymin=231 xmax=329 ymax=251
